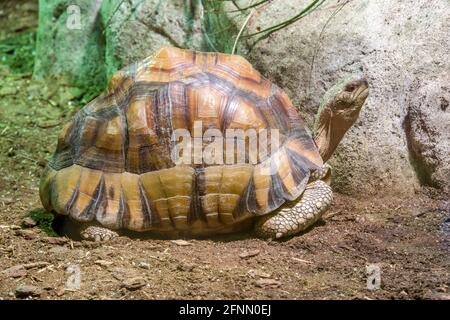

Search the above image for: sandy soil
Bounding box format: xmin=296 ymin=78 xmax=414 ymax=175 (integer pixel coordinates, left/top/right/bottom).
xmin=0 ymin=65 xmax=449 ymax=300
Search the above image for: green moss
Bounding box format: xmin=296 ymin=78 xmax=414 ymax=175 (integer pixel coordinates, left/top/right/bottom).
xmin=199 ymin=0 xmax=238 ymax=53
xmin=183 ymin=0 xmax=196 ymax=49
xmin=0 ymin=31 xmax=36 ymax=74
xmin=101 ymin=0 xmax=124 ymax=82
xmin=25 ymin=208 xmax=58 ymax=236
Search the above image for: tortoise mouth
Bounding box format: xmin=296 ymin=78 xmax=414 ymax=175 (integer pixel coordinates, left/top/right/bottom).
xmin=350 ymin=78 xmax=369 ymax=102
xmin=355 ymin=85 xmax=369 ymax=101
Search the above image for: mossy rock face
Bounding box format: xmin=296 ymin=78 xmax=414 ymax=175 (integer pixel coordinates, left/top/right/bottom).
xmin=33 ymin=0 xmax=239 ymax=100
xmin=33 ymin=0 xmax=107 ymax=99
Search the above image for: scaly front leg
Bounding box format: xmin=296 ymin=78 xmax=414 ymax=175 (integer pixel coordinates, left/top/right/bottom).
xmin=254 ymin=180 xmax=333 ymax=239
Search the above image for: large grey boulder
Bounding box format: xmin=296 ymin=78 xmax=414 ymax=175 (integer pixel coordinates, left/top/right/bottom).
xmin=242 ymin=0 xmax=449 ymax=195
xmin=404 ymin=75 xmax=449 ymax=194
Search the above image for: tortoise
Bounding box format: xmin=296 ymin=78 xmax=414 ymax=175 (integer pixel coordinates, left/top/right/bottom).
xmin=39 ymin=46 xmax=369 ymax=241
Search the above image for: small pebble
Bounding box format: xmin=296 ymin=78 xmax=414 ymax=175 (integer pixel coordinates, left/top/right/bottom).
xmin=171 ymin=239 xmax=191 ymax=246
xmin=95 ymin=260 xmax=113 ymax=267
xmin=138 ymin=262 xmax=150 ymax=269
xmin=15 ymin=285 xmax=42 ymax=298
xmin=41 ymin=237 xmax=68 ymax=245
xmin=15 ymin=229 xmax=38 ymax=240
xmin=239 ymin=249 xmax=260 ymax=259
xmin=254 ymin=278 xmax=281 ymax=288
xmin=122 ymin=277 xmax=146 ymax=291
xmin=0 ymin=197 xmax=14 ymax=204
xmin=21 ymin=217 xmax=37 ymax=228
xmin=291 ymin=257 xmax=313 ymax=264
xmin=56 ymin=288 xmax=65 ymax=297
xmin=247 ymin=269 xmax=272 ymax=278
xmin=23 ymin=261 xmax=50 ymax=269
xmin=49 ymin=246 xmax=70 ymax=255
xmin=177 ymin=262 xmax=195 ymax=272
xmin=2 ymin=265 xmax=27 ymax=278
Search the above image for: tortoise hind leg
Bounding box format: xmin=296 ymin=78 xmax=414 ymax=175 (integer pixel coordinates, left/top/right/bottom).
xmin=80 ymin=225 xmax=119 ymax=242
xmin=52 ymin=216 xmax=118 ymax=242
xmin=254 ymin=180 xmax=333 ymax=239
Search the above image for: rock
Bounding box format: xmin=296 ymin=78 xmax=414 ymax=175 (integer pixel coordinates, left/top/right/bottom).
xmin=404 ymin=76 xmax=450 ymax=193
xmin=0 ymin=197 xmax=14 ymax=204
xmin=21 ymin=217 xmax=37 ymax=228
xmin=41 ymin=236 xmax=68 ymax=245
xmin=55 ymin=288 xmax=65 ymax=297
xmin=23 ymin=262 xmax=50 ymax=269
xmin=423 ymin=292 xmax=450 ymax=300
xmin=254 ymin=278 xmax=281 ymax=289
xmin=171 ymin=239 xmax=191 ymax=246
xmin=0 ymin=86 xmax=18 ymax=96
xmin=177 ymin=262 xmax=195 ymax=272
xmin=15 ymin=285 xmax=42 ymax=298
xmin=2 ymin=265 xmax=27 ymax=278
xmin=247 ymin=269 xmax=272 ymax=279
xmin=37 ymin=120 xmax=61 ymax=129
xmin=15 ymin=229 xmax=38 ymax=240
xmin=239 ymin=250 xmax=260 ymax=259
xmin=241 ymin=0 xmax=449 ymax=196
xmin=111 ymin=267 xmax=140 ymax=282
xmin=291 ymin=257 xmax=313 ymax=264
xmin=95 ymin=260 xmax=113 ymax=267
xmin=122 ymin=277 xmax=147 ymax=291
xmin=49 ymin=246 xmax=70 ymax=255
xmin=138 ymin=262 xmax=150 ymax=270
xmin=437 ymin=284 xmax=448 ymax=293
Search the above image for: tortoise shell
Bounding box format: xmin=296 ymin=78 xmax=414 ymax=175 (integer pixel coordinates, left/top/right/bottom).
xmin=39 ymin=46 xmax=323 ymax=233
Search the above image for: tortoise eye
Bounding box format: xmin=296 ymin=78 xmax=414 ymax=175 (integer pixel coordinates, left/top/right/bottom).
xmin=344 ymin=83 xmax=357 ymax=92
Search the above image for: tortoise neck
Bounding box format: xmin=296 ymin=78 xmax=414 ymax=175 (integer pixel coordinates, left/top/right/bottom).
xmin=314 ymin=111 xmax=351 ymax=162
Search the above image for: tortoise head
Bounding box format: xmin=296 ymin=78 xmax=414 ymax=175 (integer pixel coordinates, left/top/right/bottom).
xmin=313 ymin=75 xmax=369 ymax=162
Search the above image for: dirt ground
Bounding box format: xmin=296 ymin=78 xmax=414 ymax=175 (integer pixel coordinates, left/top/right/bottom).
xmin=0 ymin=65 xmax=449 ymax=300
xmin=0 ymin=0 xmax=448 ymax=300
